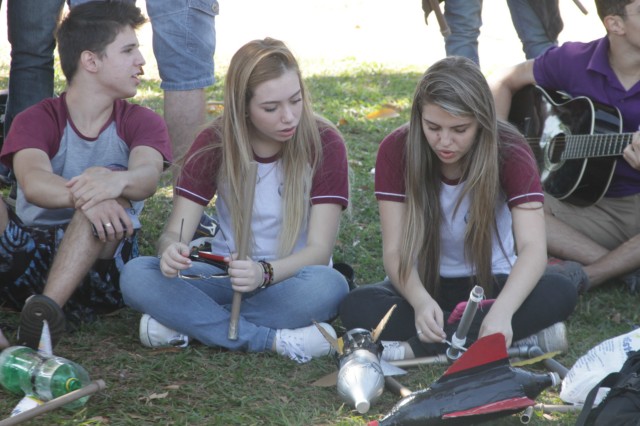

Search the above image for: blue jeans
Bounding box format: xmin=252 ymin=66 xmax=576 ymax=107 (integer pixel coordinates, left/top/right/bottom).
xmin=120 ymin=256 xmax=349 ymax=352
xmin=507 ymin=0 xmax=557 ymax=59
xmin=442 ymin=0 xmax=556 ymax=65
xmin=5 ymin=0 xmax=65 ymax=138
xmin=69 ymin=0 xmax=217 ymax=90
xmin=443 ymin=0 xmax=482 ymax=65
xmin=1 ymin=0 xmax=65 ymax=180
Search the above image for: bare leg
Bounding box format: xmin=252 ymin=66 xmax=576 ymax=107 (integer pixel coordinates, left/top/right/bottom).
xmin=164 ymin=89 xmax=207 ymax=174
xmin=583 ymin=234 xmax=640 ymax=288
xmin=545 ymin=213 xmax=609 ymax=265
xmin=545 ymin=212 xmax=640 ymax=288
xmin=43 ymin=210 xmax=119 ymax=307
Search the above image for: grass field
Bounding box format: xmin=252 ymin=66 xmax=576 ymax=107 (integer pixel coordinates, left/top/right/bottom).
xmin=0 ymin=39 xmax=638 ymax=425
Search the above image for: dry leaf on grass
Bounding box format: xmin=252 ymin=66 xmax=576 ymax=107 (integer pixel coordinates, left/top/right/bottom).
xmin=366 ymin=106 xmax=400 ymax=120
xmin=139 ymin=391 xmax=169 ymax=405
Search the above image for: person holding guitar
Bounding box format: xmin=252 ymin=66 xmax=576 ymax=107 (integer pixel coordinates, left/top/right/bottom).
xmin=491 ymin=0 xmax=640 ymax=294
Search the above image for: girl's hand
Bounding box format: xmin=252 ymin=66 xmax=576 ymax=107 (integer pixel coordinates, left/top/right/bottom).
xmin=479 ymin=309 xmax=514 ymax=347
xmin=227 ymin=257 xmax=263 ymax=292
xmin=159 ymin=242 xmax=191 ymax=278
xmin=414 ymin=298 xmax=446 ymax=343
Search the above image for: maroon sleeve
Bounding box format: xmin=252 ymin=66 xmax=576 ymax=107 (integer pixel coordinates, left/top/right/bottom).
xmin=499 ymin=132 xmax=544 ymax=208
xmin=115 ymin=100 xmax=172 ymax=164
xmin=310 ymin=126 xmax=349 ymax=209
xmin=174 ymin=128 xmax=221 ymax=206
xmin=374 ymin=125 xmax=408 ymax=202
xmin=0 ymin=98 xmax=66 ymax=168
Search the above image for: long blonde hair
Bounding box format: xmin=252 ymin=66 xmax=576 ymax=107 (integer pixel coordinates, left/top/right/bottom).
xmin=399 ymin=56 xmax=518 ymax=297
xmin=196 ymin=38 xmax=331 ymax=256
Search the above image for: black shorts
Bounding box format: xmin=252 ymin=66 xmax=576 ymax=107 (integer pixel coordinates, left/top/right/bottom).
xmin=0 ymin=204 xmax=138 ymax=325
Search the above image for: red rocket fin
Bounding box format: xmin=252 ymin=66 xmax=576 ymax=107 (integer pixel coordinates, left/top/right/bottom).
xmin=442 ymin=333 xmax=507 ymax=377
xmin=442 ymin=396 xmax=535 ymax=418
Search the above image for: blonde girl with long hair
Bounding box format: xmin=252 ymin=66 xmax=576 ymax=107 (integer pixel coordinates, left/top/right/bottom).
xmin=120 ymin=38 xmax=350 ymax=363
xmin=339 ymin=56 xmax=577 ymax=360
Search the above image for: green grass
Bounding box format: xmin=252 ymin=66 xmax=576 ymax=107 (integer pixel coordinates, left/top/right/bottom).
xmin=0 ymin=60 xmax=638 ymax=425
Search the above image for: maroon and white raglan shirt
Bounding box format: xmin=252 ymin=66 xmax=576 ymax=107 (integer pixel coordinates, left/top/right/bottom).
xmin=176 ymin=125 xmax=349 ymax=262
xmin=374 ymin=125 xmax=543 ymax=277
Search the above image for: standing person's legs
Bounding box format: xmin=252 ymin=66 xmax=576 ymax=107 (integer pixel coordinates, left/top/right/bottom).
xmin=5 ymin=0 xmax=65 ymax=136
xmin=506 ymin=0 xmax=558 ymax=59
xmin=145 ymin=0 xmax=217 ymax=167
xmin=2 ymin=0 xmax=66 ymax=181
xmin=443 ymin=0 xmax=483 ymax=65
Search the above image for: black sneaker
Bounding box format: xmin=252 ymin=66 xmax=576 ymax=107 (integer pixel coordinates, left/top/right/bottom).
xmin=17 ymin=295 xmax=66 ymax=349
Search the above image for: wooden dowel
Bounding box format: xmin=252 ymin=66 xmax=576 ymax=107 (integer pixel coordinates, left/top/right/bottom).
xmin=384 ymin=376 xmax=413 ymax=398
xmin=0 ymin=380 xmax=106 ymax=426
xmin=228 ymin=162 xmax=258 ymax=340
xmin=572 ymin=0 xmax=588 ymax=15
xmin=428 ymin=0 xmax=451 ymax=37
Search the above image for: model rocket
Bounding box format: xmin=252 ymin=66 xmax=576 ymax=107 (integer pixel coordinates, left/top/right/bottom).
xmin=336 ymin=328 xmax=386 ymax=414
xmin=315 ymin=305 xmax=402 ymax=414
xmin=368 ymin=333 xmax=560 ymax=426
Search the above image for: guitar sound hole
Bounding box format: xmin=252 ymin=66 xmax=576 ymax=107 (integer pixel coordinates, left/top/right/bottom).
xmin=548 ymin=135 xmax=566 ymax=163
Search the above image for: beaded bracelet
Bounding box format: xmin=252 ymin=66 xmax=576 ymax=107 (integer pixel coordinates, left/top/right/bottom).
xmin=258 ymin=260 xmax=274 ymax=288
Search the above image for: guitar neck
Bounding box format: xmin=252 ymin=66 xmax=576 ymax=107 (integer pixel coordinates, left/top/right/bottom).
xmin=563 ymin=133 xmax=634 ymax=160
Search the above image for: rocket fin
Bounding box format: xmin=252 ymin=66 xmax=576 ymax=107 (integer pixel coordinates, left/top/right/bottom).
xmin=442 ymin=333 xmax=507 ymax=377
xmin=313 ymin=321 xmax=342 ymax=355
xmin=371 ymin=304 xmax=397 ymax=342
xmin=442 ymin=396 xmax=535 ymax=418
xmin=37 ymin=320 xmax=53 ymax=357
xmin=11 ymin=395 xmax=44 ymax=417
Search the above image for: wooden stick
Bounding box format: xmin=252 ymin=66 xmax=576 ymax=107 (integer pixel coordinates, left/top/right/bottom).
xmin=384 ymin=376 xmax=413 ymax=398
xmin=228 ymin=161 xmax=259 ymax=340
xmin=572 ymin=0 xmax=588 ymax=15
xmin=428 ymin=0 xmax=451 ymax=37
xmin=0 ymin=380 xmax=106 ymax=426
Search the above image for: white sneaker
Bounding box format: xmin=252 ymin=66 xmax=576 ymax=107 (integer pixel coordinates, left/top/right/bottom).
xmin=381 ymin=341 xmax=406 ymax=361
xmin=275 ymin=322 xmax=336 ymax=363
xmin=139 ymin=314 xmax=189 ymax=348
xmin=513 ymin=322 xmax=568 ymax=353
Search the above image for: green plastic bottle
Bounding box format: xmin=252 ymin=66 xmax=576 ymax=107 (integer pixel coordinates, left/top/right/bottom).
xmin=0 ymin=346 xmax=91 ymax=410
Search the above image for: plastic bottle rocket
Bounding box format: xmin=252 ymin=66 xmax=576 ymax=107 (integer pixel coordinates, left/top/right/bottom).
xmin=336 ymin=328 xmax=385 ymax=414
xmin=0 ymin=321 xmax=91 ymax=412
xmin=369 ymin=333 xmax=560 ymax=426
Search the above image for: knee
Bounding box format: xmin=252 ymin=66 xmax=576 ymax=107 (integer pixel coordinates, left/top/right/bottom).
xmin=305 ymin=265 xmax=349 ymax=296
xmin=120 ymin=256 xmax=160 ymax=299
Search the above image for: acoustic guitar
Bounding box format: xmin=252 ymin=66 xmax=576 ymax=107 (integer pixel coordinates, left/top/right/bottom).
xmin=508 ymin=85 xmax=634 ymax=207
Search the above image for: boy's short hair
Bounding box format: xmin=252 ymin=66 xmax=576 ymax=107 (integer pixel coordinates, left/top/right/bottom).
xmin=595 ymin=0 xmax=635 ymax=21
xmin=56 ymin=0 xmax=147 ymax=83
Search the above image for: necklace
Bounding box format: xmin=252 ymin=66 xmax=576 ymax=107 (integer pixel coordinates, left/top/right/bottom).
xmin=257 ymin=161 xmax=278 ymax=183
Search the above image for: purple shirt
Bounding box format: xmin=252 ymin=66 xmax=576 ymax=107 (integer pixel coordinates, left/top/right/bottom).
xmin=533 ymin=37 xmax=640 ymax=197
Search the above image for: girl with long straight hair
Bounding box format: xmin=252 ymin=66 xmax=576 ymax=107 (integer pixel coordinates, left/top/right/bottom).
xmin=120 ymin=38 xmax=350 ymax=363
xmin=340 ymin=56 xmax=577 ymax=360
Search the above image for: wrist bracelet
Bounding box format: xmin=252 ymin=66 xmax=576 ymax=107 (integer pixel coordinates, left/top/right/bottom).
xmin=258 ymin=260 xmax=274 ymax=288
